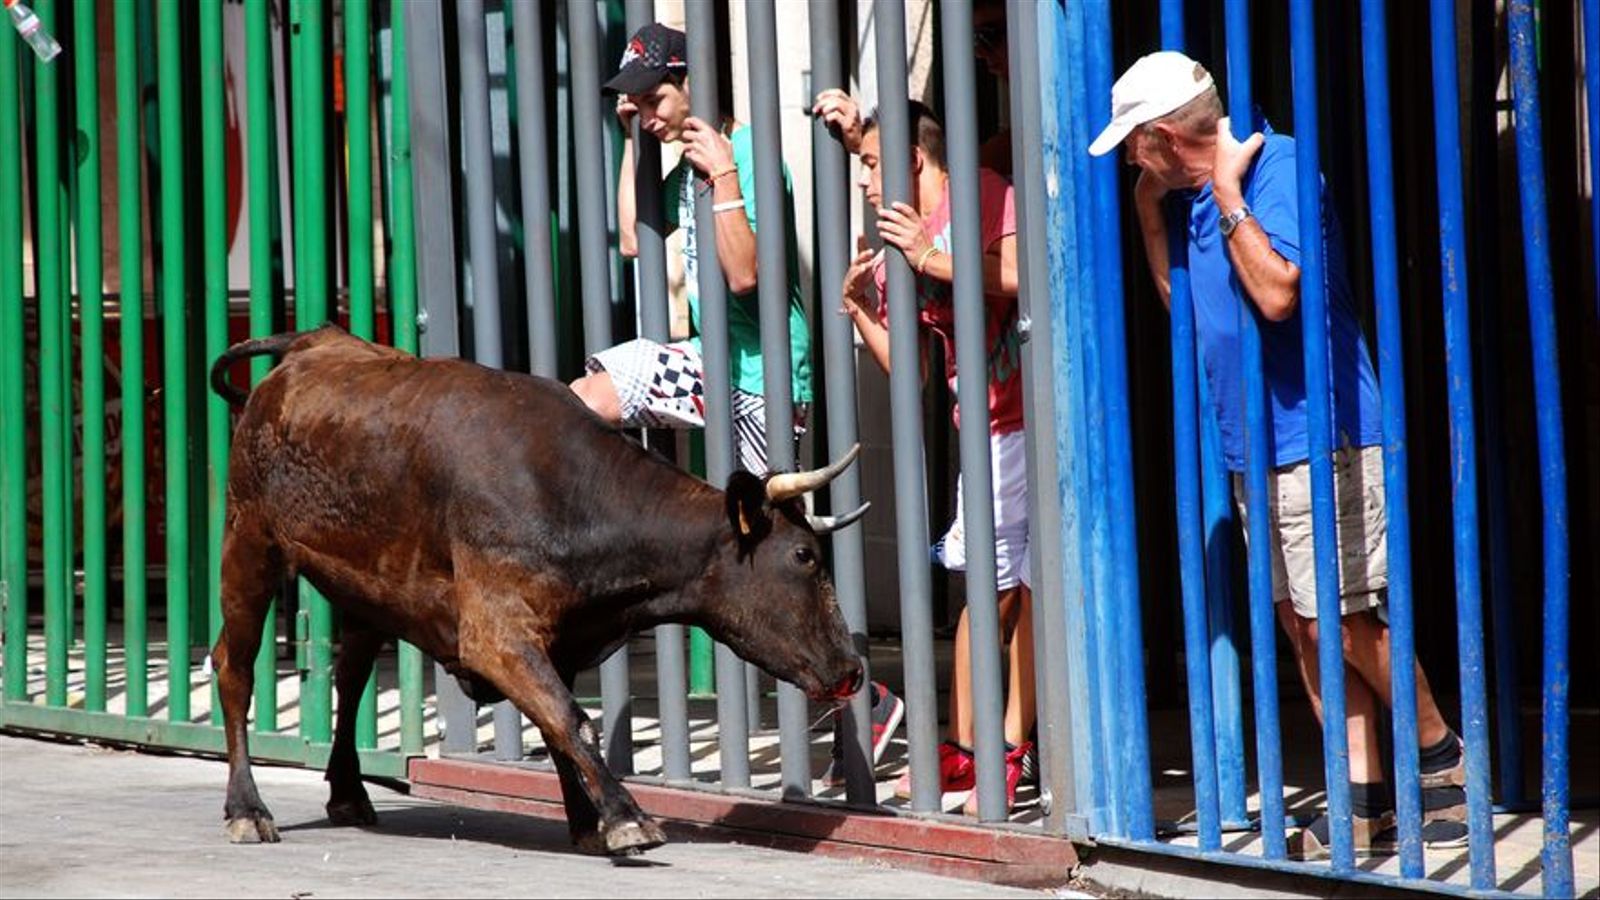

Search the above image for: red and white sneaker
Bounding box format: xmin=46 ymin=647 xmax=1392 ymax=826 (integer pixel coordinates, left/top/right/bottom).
xmin=962 ymin=740 xmax=1033 ymax=816
xmin=893 ymin=740 xmax=976 ymax=799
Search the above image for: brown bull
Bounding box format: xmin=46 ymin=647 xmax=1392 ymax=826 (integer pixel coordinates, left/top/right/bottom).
xmin=208 ymin=327 xmax=866 ymax=856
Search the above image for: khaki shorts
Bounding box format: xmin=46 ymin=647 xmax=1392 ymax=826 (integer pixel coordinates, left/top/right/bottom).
xmin=1233 ymin=444 xmax=1388 ymax=620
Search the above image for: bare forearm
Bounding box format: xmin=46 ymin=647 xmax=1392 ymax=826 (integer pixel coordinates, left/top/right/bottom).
xmin=712 ymin=175 xmax=760 ymax=295
xmin=848 ymin=306 xmax=892 ymax=374
xmin=1221 ymin=217 xmax=1300 ymax=321
xmin=918 ymin=243 xmax=1018 ymax=297
xmin=1135 ymin=197 xmax=1172 ymax=307
xmin=617 ymin=137 xmax=638 ymax=258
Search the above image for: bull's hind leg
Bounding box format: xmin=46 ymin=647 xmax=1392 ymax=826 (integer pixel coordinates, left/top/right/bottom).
xmin=324 ymin=617 xmax=384 ymax=826
xmin=214 ymin=521 xmax=285 ymax=843
xmin=553 ymin=672 xmax=604 ymax=854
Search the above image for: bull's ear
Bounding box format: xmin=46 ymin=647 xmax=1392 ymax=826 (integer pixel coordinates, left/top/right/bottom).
xmin=725 ymin=471 xmax=772 ymax=551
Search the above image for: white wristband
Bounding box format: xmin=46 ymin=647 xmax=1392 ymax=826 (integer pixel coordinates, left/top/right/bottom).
xmin=712 ymin=199 xmax=746 ymax=214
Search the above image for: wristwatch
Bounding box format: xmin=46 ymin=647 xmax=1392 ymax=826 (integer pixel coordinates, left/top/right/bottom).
xmin=1219 ymin=204 xmax=1252 ymax=238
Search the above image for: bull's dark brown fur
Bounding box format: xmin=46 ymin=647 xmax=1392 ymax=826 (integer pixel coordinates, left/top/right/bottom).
xmin=209 ymin=327 xmax=862 ymax=855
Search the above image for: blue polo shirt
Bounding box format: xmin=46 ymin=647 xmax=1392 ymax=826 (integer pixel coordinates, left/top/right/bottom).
xmin=1177 ymin=132 xmax=1383 ymax=471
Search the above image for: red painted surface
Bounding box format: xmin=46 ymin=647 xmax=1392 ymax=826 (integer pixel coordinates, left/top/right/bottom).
xmin=408 ymin=758 xmax=1077 ymax=887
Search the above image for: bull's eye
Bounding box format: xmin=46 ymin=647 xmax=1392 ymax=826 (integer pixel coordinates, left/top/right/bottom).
xmin=793 ymin=546 xmax=816 ymax=568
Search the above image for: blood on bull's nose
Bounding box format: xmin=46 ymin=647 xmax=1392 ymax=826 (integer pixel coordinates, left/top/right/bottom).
xmin=832 ymin=664 xmax=864 ymax=700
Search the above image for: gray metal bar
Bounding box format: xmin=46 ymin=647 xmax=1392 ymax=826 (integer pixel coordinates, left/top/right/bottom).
xmin=512 ymin=0 xmax=558 ymax=379
xmin=745 ymin=0 xmax=811 ymax=798
xmin=569 ymin=0 xmax=633 ymax=775
xmin=458 ymin=0 xmax=520 ymax=762
xmin=404 ymin=0 xmax=474 ymax=754
xmin=457 ymin=0 xmax=504 ymax=367
xmin=685 ymin=0 xmax=750 ymax=789
xmin=621 ymin=0 xmax=692 ymax=785
xmin=1009 ymin=0 xmax=1077 ymax=837
xmin=939 ymin=0 xmax=1007 ymax=823
xmin=809 ymin=0 xmax=875 ymax=806
xmin=404 ymin=0 xmax=460 ymax=361
xmin=874 ymin=0 xmax=940 ymax=814
xmin=626 ymin=0 xmax=671 ymax=343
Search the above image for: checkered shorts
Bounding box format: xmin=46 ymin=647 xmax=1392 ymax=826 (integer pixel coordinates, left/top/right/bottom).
xmin=585 ymin=338 xmax=805 ymax=475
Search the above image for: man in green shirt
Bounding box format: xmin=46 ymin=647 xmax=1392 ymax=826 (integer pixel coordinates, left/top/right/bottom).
xmin=570 ymin=23 xmax=812 ymax=475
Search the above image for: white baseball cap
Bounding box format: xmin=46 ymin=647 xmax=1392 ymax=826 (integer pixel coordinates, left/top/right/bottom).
xmin=1087 ymin=51 xmax=1215 ymax=157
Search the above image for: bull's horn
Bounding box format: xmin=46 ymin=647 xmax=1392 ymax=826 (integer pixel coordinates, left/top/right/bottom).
xmin=807 ymin=502 xmax=871 ymax=535
xmin=765 ymin=443 xmax=861 ymax=503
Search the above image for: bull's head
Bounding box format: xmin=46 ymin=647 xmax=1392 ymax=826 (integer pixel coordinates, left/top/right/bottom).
xmin=702 ymin=445 xmax=869 ymax=704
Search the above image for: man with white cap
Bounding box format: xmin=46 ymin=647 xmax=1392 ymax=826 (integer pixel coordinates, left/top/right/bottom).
xmin=1090 ymin=50 xmax=1468 ymax=859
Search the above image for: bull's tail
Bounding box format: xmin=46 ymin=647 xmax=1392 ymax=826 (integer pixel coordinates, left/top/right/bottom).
xmin=209 ymin=331 xmax=310 ymax=405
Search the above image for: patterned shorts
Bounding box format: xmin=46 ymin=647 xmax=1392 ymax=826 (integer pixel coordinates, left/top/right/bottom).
xmin=585 ymin=338 xmax=805 ymax=476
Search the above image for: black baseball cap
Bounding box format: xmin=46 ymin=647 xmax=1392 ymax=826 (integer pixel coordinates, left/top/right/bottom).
xmin=603 ymin=23 xmax=689 ymax=95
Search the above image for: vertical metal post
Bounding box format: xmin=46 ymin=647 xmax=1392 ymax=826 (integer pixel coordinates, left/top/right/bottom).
xmin=0 ymin=7 xmax=25 ymax=704
xmin=389 ymin=0 xmax=426 ymax=757
xmin=1065 ymin=0 xmax=1119 ymax=835
xmin=1221 ymin=0 xmax=1286 ymax=858
xmin=810 ymin=0 xmax=875 ymax=806
xmin=937 ymin=0 xmax=1007 ymax=823
xmin=569 ymin=0 xmax=633 ymax=774
xmin=620 ymin=0 xmax=691 ymax=785
xmin=348 ymin=0 xmax=375 ymax=341
xmin=245 ymin=0 xmax=278 ymax=733
xmin=685 ymin=0 xmax=749 ymax=788
xmin=1587 ymin=0 xmax=1600 ymax=322
xmin=345 ymin=0 xmax=380 ymax=751
xmin=745 ymin=0 xmax=810 ymax=797
xmin=1152 ymin=0 xmax=1223 ymax=837
xmin=293 ymin=0 xmax=335 ymax=745
xmin=513 ymin=0 xmax=558 ymax=378
xmin=1470 ymin=0 xmax=1523 ymax=811
xmin=874 ymin=0 xmax=939 ymax=814
xmin=1428 ymin=0 xmax=1496 ymax=886
xmin=402 ymin=0 xmax=471 ymax=753
xmin=201 ymin=0 xmax=228 ymax=727
xmin=1289 ymin=0 xmax=1355 ymax=872
xmin=156 ymin=0 xmax=192 ymax=722
xmin=1507 ymin=3 xmax=1574 ymax=894
xmin=458 ymin=0 xmax=504 ymax=370
xmin=1358 ymin=0 xmax=1422 ymax=876
xmin=1010 ymin=0 xmax=1079 ymax=838
xmin=1085 ymin=0 xmax=1154 ymax=842
xmin=457 ymin=0 xmax=520 ymax=762
xmin=1199 ymin=377 xmax=1248 ymax=829
xmin=35 ymin=0 xmax=67 ymax=711
xmin=116 ymin=0 xmax=149 ymax=719
xmin=74 ymin=0 xmax=109 ymax=714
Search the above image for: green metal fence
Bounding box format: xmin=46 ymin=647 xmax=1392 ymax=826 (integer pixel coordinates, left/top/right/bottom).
xmin=0 ymin=0 xmax=425 ymax=778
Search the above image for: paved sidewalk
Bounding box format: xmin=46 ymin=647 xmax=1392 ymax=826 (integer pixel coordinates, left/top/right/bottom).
xmin=0 ymin=735 xmax=1066 ymax=899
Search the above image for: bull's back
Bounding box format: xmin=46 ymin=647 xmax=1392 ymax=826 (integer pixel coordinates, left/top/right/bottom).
xmin=228 ymin=333 xmax=609 ymax=591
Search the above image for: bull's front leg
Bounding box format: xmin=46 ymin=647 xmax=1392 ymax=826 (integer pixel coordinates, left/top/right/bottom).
xmin=477 ymin=643 xmax=665 ymax=855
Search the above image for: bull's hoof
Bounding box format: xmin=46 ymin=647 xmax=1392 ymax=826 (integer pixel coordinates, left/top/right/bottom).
xmin=326 ymin=796 xmax=378 ymax=827
xmin=225 ymin=814 xmax=281 ymax=844
xmin=602 ymin=819 xmax=667 ymax=856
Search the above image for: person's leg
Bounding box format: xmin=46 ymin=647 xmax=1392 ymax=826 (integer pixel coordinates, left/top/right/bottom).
xmin=569 ymin=370 xmax=623 ymax=423
xmin=950 ymin=606 xmax=974 ymax=746
xmin=1337 ymin=608 xmax=1451 ymax=748
xmin=1000 ymin=585 xmax=1035 ymax=747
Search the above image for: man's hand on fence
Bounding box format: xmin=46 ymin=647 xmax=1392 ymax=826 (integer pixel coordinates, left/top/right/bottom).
xmin=811 ymin=89 xmax=864 ymax=154
xmin=681 ymin=116 xmax=736 ymax=180
xmin=1212 ymin=116 xmax=1264 ymax=210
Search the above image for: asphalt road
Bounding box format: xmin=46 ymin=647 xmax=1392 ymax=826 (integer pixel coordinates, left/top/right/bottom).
xmin=0 ymin=734 xmax=1067 ymax=899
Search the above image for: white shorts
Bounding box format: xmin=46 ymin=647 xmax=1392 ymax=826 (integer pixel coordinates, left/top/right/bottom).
xmin=1233 ymin=444 xmax=1389 ymax=620
xmin=586 ymin=338 xmax=804 ymax=476
xmin=932 ymin=429 xmax=1031 ymax=590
